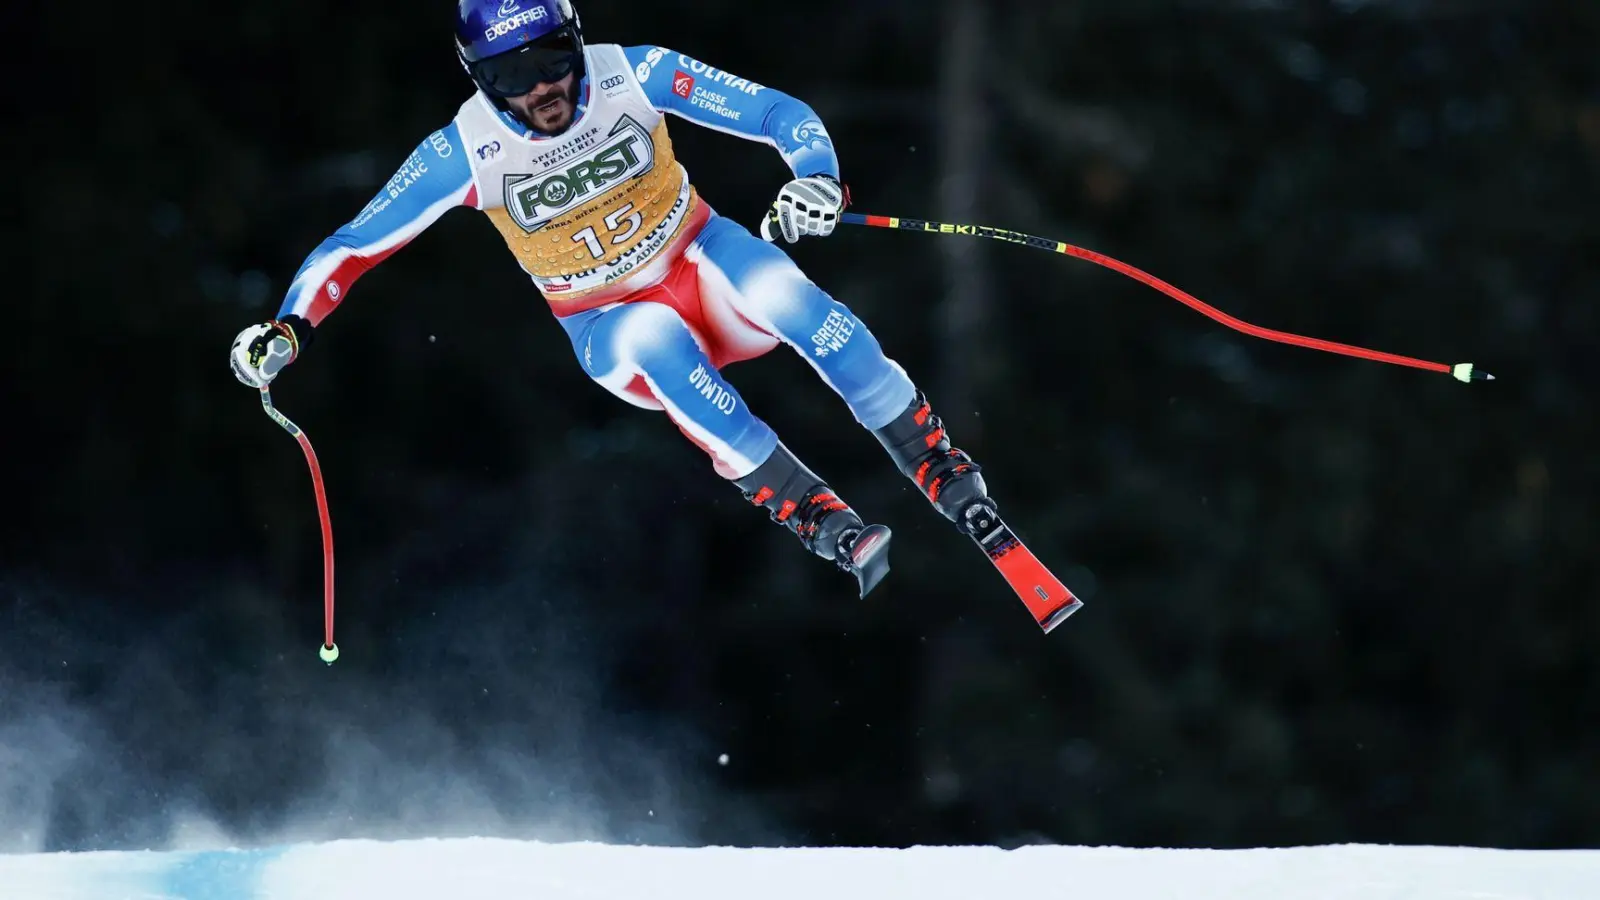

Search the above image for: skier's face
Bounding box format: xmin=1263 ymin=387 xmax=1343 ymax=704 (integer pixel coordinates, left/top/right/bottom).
xmin=507 ymin=72 xmax=579 ymax=134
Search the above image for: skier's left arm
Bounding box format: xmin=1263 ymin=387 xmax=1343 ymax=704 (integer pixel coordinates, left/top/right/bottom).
xmin=624 ymin=45 xmax=846 ymax=244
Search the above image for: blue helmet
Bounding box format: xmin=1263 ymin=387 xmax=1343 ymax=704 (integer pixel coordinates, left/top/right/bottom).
xmin=455 ymin=0 xmax=586 ymax=98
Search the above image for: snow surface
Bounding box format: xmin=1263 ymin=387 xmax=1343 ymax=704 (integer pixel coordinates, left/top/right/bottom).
xmin=0 ymin=839 xmax=1596 ymax=899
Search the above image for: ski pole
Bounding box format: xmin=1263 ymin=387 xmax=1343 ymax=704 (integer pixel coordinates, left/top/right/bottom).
xmin=258 ymin=386 xmax=340 ymax=664
xmin=839 ymin=212 xmax=1492 ymax=384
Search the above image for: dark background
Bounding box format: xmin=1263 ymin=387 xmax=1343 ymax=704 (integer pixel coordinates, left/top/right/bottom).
xmin=5 ymin=0 xmax=1597 ymax=854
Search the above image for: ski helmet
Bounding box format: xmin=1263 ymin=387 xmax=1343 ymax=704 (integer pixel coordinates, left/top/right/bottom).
xmin=455 ymin=0 xmax=586 ymax=99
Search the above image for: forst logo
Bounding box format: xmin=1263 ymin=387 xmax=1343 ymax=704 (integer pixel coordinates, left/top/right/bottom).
xmin=485 ymin=5 xmax=547 ymax=40
xmin=505 ymin=115 xmax=656 ymax=231
xmin=672 ymin=71 xmax=694 ymax=99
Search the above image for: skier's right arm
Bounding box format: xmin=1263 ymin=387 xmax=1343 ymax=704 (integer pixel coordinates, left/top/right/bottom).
xmin=230 ymin=124 xmax=477 ymax=388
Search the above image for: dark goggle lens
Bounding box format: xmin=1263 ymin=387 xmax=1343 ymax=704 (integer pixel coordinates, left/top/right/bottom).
xmin=474 ymin=29 xmax=579 ymax=97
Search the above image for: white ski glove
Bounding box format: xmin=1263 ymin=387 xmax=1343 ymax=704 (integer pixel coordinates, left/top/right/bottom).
xmin=229 ymin=315 xmax=311 ymax=388
xmin=760 ymin=174 xmax=848 ymax=244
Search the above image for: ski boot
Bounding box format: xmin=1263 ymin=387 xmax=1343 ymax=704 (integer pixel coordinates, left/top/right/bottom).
xmin=872 ymin=390 xmax=994 ymax=524
xmin=873 ymin=390 xmax=1083 ymax=631
xmin=735 ymin=443 xmax=893 ymax=598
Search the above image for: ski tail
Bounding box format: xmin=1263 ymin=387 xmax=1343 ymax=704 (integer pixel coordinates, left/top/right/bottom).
xmin=992 ymin=538 xmax=1083 ymax=632
xmin=845 ymin=523 xmax=893 ymax=598
xmin=962 ymin=504 xmax=1083 ymax=632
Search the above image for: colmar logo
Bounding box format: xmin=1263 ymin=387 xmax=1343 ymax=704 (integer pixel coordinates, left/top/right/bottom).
xmin=676 ymin=56 xmax=765 ymax=95
xmin=325 ymin=281 xmax=341 ymax=301
xmin=688 ymin=363 xmax=737 ymax=415
xmin=672 ymin=71 xmax=694 ymax=100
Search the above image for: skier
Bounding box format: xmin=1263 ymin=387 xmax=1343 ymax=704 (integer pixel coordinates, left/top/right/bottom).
xmin=229 ymin=0 xmax=993 ymax=599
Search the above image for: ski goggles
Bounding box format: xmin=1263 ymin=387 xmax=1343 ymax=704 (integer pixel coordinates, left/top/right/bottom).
xmin=469 ymin=25 xmax=583 ymax=98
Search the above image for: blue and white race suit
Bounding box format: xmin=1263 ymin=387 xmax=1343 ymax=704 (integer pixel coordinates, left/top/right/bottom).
xmin=279 ymin=44 xmax=913 ymax=478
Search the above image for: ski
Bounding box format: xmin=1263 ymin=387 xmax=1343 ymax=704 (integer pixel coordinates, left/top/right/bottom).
xmin=844 ymin=524 xmax=893 ymax=599
xmin=960 ymin=504 xmax=1083 ymax=633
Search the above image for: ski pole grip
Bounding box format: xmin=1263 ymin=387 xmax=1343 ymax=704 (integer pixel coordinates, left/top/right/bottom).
xmin=260 ymin=336 xmax=296 ymax=379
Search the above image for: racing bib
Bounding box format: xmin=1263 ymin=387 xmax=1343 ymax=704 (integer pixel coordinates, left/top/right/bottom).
xmin=456 ymin=43 xmax=698 ymax=300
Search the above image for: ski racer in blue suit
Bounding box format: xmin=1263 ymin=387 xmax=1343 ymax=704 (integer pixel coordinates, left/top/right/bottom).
xmin=230 ymin=0 xmax=993 ymax=597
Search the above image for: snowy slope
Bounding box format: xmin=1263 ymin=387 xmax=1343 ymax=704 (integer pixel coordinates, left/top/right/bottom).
xmin=2 ymin=839 xmax=1597 ymax=900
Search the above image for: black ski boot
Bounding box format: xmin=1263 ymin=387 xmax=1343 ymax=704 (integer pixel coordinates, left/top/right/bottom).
xmin=872 ymin=390 xmax=994 ymax=523
xmin=735 ymin=443 xmax=893 ymax=597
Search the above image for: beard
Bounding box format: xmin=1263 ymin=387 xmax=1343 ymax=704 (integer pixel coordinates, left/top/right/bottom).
xmin=520 ymin=79 xmax=580 ymax=134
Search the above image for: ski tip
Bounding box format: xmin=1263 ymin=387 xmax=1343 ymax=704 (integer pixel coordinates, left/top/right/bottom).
xmin=1039 ymin=598 xmax=1084 ymax=634
xmin=1452 ymin=363 xmax=1494 ymax=383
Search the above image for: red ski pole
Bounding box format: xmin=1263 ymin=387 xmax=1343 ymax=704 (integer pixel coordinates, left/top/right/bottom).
xmin=840 ymin=213 xmax=1493 ymax=383
xmin=259 ymin=386 xmax=339 ymax=664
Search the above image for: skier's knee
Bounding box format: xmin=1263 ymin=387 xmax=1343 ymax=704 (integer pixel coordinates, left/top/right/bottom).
xmin=731 ymin=260 xmax=826 ymax=331
xmin=613 ymin=302 xmax=700 ymax=361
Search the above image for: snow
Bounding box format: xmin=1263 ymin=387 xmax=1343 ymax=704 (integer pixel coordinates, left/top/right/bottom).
xmin=1 ymin=839 xmax=1596 ymax=900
